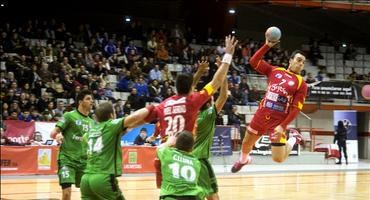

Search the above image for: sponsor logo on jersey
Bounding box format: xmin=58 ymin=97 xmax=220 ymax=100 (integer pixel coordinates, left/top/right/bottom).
xmin=75 ymin=120 xmax=81 ymax=125
xmin=288 ymin=81 xmax=295 ymax=86
xmin=285 ymin=74 xmax=292 ymax=78
xmin=266 ymin=91 xmax=279 ymax=102
xmin=275 ymin=73 xmax=282 ymax=79
xmin=268 ymin=84 xmax=288 ymax=95
xmin=265 ymin=100 xmax=285 ymax=112
xmin=112 ymin=119 xmax=120 ymax=124
xmin=266 ymin=91 xmax=288 ymax=104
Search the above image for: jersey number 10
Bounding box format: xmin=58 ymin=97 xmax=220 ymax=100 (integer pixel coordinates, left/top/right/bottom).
xmin=168 ymin=162 xmax=196 ymax=182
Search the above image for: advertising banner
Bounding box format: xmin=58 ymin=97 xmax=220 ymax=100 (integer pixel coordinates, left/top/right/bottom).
xmin=4 ymin=120 xmax=35 ymax=145
xmin=122 ymin=146 xmax=157 ymax=173
xmin=333 ymin=110 xmax=358 ymax=163
xmin=210 ymin=126 xmax=232 ymax=156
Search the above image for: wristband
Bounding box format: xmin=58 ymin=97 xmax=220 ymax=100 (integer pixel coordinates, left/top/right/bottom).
xmin=222 ymin=53 xmax=232 ymax=64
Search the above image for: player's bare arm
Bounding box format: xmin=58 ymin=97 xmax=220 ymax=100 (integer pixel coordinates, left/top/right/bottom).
xmin=192 ymin=60 xmax=209 ymax=88
xmin=50 ymin=126 xmax=64 ymax=144
xmin=207 ymin=35 xmax=238 ymax=92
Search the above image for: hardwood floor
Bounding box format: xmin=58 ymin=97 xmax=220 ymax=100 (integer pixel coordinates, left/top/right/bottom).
xmin=1 ymin=171 xmax=369 ymax=200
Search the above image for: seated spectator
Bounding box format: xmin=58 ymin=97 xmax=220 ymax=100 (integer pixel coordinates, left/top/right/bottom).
xmin=134 ymin=77 xmax=149 ymax=97
xmin=348 ymin=68 xmax=358 ymax=81
xmin=308 ymin=41 xmax=323 ymax=66
xmin=161 ymin=64 xmax=173 ymax=82
xmin=103 ymin=39 xmax=117 ymax=57
xmin=306 ymin=73 xmax=316 ymax=84
xmin=228 ymin=70 xmax=241 ymax=85
xmin=134 ymin=128 xmax=155 ymax=146
xmin=146 ymin=36 xmax=157 ymax=57
xmin=148 ymin=79 xmax=162 ymax=103
xmin=248 ymin=84 xmax=261 ymax=103
xmin=117 ymin=70 xmax=131 ymax=92
xmin=315 ymin=71 xmax=324 ymax=82
xmin=18 ymin=110 xmax=33 ymax=122
xmin=30 ymin=131 xmax=44 ymax=146
xmin=155 ymin=44 xmax=170 ymax=63
xmin=149 ymin=64 xmax=162 ymax=82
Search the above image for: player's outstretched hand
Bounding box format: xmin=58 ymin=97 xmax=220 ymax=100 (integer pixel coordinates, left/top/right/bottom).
xmin=265 ymin=38 xmax=279 ymax=48
xmin=197 ymin=60 xmax=209 ymax=74
xmin=55 ymin=133 xmax=64 ymax=144
xmin=224 ymin=35 xmax=238 ymax=55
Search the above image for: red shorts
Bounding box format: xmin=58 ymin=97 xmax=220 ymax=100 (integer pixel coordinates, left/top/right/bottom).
xmin=247 ymin=109 xmax=284 ymax=136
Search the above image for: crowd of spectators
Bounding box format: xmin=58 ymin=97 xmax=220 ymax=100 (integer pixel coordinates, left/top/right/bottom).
xmin=4 ymin=18 xmax=367 ymax=128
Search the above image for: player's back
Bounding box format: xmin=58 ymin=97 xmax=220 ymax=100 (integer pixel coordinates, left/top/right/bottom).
xmin=155 ymin=93 xmax=210 ymax=136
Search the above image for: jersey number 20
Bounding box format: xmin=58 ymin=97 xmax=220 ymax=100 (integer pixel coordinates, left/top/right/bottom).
xmin=164 ymin=115 xmax=185 ymax=135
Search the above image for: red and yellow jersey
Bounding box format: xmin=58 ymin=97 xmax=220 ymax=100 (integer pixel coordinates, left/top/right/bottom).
xmin=145 ymin=84 xmax=214 ymax=137
xmin=251 ymin=45 xmax=307 ymax=118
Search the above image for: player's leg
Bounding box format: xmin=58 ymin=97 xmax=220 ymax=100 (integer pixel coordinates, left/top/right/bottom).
xmin=231 ymin=128 xmax=260 ymax=173
xmin=80 ymin=174 xmax=99 ymax=200
xmin=58 ymin=161 xmax=76 ymax=200
xmin=198 ymin=159 xmax=219 ymax=200
xmin=271 ymin=129 xmax=302 ymax=163
xmin=89 ymin=174 xmax=125 ymax=200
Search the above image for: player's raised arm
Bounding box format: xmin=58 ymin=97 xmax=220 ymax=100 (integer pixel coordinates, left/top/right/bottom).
xmin=192 ymin=61 xmax=209 ymax=88
xmin=207 ymin=35 xmax=238 ymax=93
xmin=214 ymin=57 xmax=228 ymax=113
xmin=249 ymin=39 xmax=279 ymax=76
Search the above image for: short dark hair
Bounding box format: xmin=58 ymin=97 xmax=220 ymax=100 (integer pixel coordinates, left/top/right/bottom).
xmin=76 ymin=89 xmax=93 ymax=106
xmin=95 ymin=102 xmax=114 ymax=122
xmin=140 ymin=128 xmax=147 ymax=132
xmin=176 ymin=73 xmax=193 ymax=95
xmin=175 ymin=131 xmax=194 ymax=152
xmin=290 ymin=50 xmax=306 ymax=60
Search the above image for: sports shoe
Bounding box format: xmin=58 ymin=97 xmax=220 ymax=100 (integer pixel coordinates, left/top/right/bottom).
xmin=289 ymin=129 xmax=303 ymax=145
xmin=231 ymin=156 xmax=252 ymax=173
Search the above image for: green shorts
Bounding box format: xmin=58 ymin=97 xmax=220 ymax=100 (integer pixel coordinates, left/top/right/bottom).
xmin=81 ymin=173 xmax=125 ymax=200
xmin=198 ymin=159 xmax=218 ymax=196
xmin=57 ymin=159 xmax=85 ymax=188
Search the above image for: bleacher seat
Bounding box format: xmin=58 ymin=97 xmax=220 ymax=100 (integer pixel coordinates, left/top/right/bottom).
xmin=120 ymin=92 xmax=130 ymax=101
xmin=339 ymin=46 xmax=346 ymax=53
xmin=364 ymin=55 xmax=370 ymax=61
xmin=355 ymin=67 xmax=363 ymax=74
xmin=336 ymin=74 xmax=344 ymax=80
xmin=335 ymin=66 xmax=344 ymax=74
xmin=326 ymin=53 xmax=334 ymax=60
xmin=167 ymin=64 xmax=175 ymax=72
xmin=245 ymin=114 xmax=254 ymax=123
xmin=356 ymin=47 xmax=367 ymax=54
xmin=326 ymin=66 xmax=335 ymax=74
xmin=319 ymin=46 xmax=328 ymax=53
xmin=356 ymin=54 xmax=364 ymax=61
xmin=249 ymin=105 xmax=258 ymax=113
xmin=335 ymin=60 xmax=344 ymax=67
xmin=344 ymin=60 xmax=354 ymax=67
xmin=326 ymin=59 xmax=334 ymax=66
xmin=335 ymin=53 xmax=343 ymax=60
xmin=355 ymin=61 xmax=363 ymax=68
xmin=364 ymin=61 xmax=370 ymax=68
xmin=344 ymin=67 xmax=352 ymax=75
xmin=317 ymin=59 xmax=326 ymax=66
xmin=326 ymin=46 xmax=335 ymax=53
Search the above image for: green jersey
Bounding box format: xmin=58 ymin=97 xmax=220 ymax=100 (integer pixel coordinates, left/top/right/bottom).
xmin=84 ymin=118 xmax=126 ymax=176
xmin=157 ymin=147 xmax=203 ymax=198
xmin=56 ymin=110 xmax=94 ymax=163
xmin=192 ymin=106 xmax=217 ymax=159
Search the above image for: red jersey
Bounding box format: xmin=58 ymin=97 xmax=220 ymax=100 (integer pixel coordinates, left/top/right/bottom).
xmin=251 ymin=44 xmax=307 ymax=118
xmin=146 ymin=84 xmax=214 ymax=136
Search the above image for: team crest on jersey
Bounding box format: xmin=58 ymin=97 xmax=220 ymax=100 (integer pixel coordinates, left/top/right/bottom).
xmin=112 ymin=119 xmax=120 ymax=124
xmin=275 ymin=73 xmax=282 ymax=79
xmin=288 ymin=81 xmax=295 ymax=86
xmin=75 ymin=120 xmax=82 ymax=125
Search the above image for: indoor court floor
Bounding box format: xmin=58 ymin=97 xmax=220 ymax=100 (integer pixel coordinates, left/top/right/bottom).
xmin=2 ymin=163 xmax=370 ymax=200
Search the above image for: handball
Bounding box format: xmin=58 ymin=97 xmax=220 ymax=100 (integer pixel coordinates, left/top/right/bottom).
xmin=265 ymin=26 xmax=281 ymax=42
